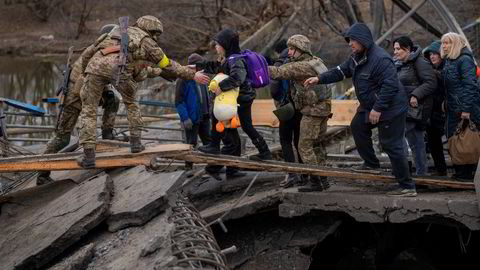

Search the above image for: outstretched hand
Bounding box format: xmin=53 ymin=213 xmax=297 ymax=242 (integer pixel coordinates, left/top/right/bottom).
xmin=194 ymin=70 xmax=210 ymax=85
xmin=304 ymin=76 xmax=319 ymax=88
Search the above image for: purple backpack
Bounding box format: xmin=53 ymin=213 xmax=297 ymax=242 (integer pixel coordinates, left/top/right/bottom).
xmin=228 ymin=50 xmax=270 ymax=88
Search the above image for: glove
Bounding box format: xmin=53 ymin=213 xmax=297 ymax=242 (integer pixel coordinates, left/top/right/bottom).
xmin=182 ymin=119 xmax=193 ymax=130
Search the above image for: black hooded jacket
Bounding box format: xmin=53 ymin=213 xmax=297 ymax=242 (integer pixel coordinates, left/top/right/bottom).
xmin=318 ymin=23 xmax=407 ymax=121
xmin=197 ymin=29 xmax=256 ymax=103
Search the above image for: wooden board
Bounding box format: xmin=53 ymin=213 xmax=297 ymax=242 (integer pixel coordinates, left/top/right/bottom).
xmin=251 ymin=99 xmax=359 ymax=127
xmin=0 ymin=144 xmax=191 ymax=172
xmin=170 ymin=152 xmax=474 ymax=190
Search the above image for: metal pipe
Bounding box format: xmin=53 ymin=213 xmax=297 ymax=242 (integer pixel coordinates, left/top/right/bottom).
xmin=376 ymin=0 xmax=427 ymax=45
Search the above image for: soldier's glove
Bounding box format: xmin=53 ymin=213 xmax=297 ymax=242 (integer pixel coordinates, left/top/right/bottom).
xmin=182 ymin=119 xmax=193 ymax=130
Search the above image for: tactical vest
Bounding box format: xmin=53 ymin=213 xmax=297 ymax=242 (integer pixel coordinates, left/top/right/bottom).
xmin=292 ymin=57 xmax=332 ymax=117
xmin=108 ymin=26 xmax=150 ymax=61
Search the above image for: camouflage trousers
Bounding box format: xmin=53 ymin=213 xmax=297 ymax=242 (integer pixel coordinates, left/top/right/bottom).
xmin=79 ymin=73 xmax=142 ymax=149
xmin=45 ymin=84 xmax=119 ymax=154
xmin=298 ymin=115 xmax=328 ymax=165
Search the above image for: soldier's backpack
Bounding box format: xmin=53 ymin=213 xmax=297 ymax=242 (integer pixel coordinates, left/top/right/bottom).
xmin=228 ymin=50 xmax=269 ymax=88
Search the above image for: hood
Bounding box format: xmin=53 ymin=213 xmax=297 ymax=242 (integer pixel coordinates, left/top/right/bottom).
xmin=459 ymin=47 xmax=475 ymax=59
xmin=423 ymin=40 xmax=440 ymax=59
xmin=213 ymin=29 xmax=241 ymax=57
xmin=344 ymin=23 xmax=374 ymax=50
xmin=406 ymin=45 xmax=422 ymax=62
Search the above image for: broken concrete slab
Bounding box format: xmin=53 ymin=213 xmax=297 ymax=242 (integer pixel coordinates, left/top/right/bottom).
xmin=48 ymin=243 xmax=95 ymax=270
xmin=237 ymin=248 xmax=311 ymax=270
xmin=85 ymin=211 xmax=174 ymax=270
xmin=200 ymin=189 xmax=283 ymax=222
xmin=279 ymin=184 xmax=480 ymax=230
xmin=106 ymin=166 xmax=184 ymax=232
xmin=51 ymin=169 xmax=105 ymax=184
xmin=0 ymin=173 xmax=112 ymax=270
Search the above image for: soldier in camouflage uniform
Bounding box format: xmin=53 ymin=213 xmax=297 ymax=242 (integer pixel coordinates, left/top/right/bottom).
xmin=268 ymin=34 xmax=332 ymax=192
xmin=36 ymin=25 xmax=120 ymax=185
xmin=77 ymin=15 xmax=208 ymax=168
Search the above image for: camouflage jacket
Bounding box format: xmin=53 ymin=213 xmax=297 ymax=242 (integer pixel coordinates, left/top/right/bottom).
xmin=268 ymin=54 xmax=332 ymax=117
xmin=85 ymin=26 xmax=195 ymax=81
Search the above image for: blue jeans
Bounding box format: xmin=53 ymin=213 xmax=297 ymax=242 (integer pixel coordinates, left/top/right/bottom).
xmin=405 ymin=121 xmax=427 ymax=175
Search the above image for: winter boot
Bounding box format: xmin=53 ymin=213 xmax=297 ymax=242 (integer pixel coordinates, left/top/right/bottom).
xmin=198 ymin=142 xmax=221 ymax=155
xmin=102 ymin=128 xmax=114 ymax=140
xmin=130 ymin=136 xmax=145 ymax=153
xmin=76 ymin=148 xmax=96 ymax=168
xmin=298 ymin=175 xmax=326 ymax=192
xmin=36 ymin=171 xmax=54 ymax=186
xmin=249 ymin=137 xmax=272 ymax=161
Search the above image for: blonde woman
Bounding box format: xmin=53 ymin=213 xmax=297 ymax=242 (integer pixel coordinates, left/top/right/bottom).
xmin=441 ymin=32 xmax=480 ymax=181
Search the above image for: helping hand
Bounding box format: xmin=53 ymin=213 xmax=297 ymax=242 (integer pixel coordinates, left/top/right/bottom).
xmin=369 ymin=109 xmax=381 ymax=125
xmin=183 ymin=119 xmax=193 ymax=130
xmin=304 ymin=76 xmax=319 ymax=88
xmin=194 ymin=70 xmax=210 ymax=85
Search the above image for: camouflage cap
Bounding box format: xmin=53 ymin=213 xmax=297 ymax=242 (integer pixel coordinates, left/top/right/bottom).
xmin=136 ymin=15 xmax=163 ymax=33
xmin=287 ymin=34 xmax=312 ymax=55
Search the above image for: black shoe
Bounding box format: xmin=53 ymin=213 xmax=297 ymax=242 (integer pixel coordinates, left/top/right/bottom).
xmin=298 ymin=176 xmax=326 ymax=192
xmin=198 ymin=144 xmax=220 ymax=155
xmin=36 ymin=175 xmax=54 ymax=186
xmin=351 ymin=163 xmax=381 ymax=174
xmin=102 ymin=128 xmax=114 ymax=140
xmin=451 ymin=175 xmax=474 ymax=182
xmin=249 ymin=137 xmax=272 ymax=161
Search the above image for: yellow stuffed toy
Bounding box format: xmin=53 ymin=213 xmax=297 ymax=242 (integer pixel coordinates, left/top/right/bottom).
xmin=209 ymin=73 xmax=240 ymax=132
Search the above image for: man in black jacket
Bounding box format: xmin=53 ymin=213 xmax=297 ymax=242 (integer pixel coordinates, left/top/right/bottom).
xmin=305 ymin=23 xmax=416 ymax=196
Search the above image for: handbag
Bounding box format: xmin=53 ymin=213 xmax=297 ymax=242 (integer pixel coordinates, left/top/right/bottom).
xmin=447 ymin=119 xmax=480 ymax=165
xmin=406 ymin=103 xmax=423 ymax=122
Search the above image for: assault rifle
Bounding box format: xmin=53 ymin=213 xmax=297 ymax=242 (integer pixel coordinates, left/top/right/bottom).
xmin=116 ymin=16 xmax=129 ymax=86
xmin=55 ymin=46 xmax=74 ymax=131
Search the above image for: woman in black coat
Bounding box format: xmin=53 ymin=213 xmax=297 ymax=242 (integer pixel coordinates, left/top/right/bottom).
xmin=423 ymin=41 xmax=448 ymax=176
xmin=393 ymin=36 xmax=437 ymax=176
xmin=441 ymin=32 xmax=480 ymax=181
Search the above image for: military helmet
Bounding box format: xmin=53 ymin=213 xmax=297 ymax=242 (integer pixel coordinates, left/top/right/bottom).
xmin=99 ymin=24 xmax=118 ymax=35
xmin=273 ymin=102 xmax=295 ymax=121
xmin=136 ymin=15 xmax=163 ymax=33
xmin=287 ymin=34 xmax=312 ymax=55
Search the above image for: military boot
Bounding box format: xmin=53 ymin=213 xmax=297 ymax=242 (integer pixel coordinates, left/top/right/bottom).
xmin=76 ymin=148 xmax=96 ymax=168
xmin=130 ymin=136 xmax=145 ymax=153
xmin=102 ymin=128 xmax=114 ymax=140
xmin=249 ymin=137 xmax=272 ymax=161
xmin=298 ymin=175 xmax=326 ymax=192
xmin=36 ymin=171 xmax=54 ymax=186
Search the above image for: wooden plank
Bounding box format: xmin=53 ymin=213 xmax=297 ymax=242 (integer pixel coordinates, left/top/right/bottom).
xmin=0 ymin=144 xmax=191 ymax=172
xmin=169 ymin=152 xmax=474 ymax=190
xmin=251 ymin=99 xmax=359 ymax=127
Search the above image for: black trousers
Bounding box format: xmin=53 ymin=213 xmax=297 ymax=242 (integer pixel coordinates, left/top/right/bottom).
xmin=205 ymin=115 xmax=241 ymax=174
xmin=184 ymin=117 xmax=211 ymax=147
xmin=279 ymin=110 xmax=303 ymax=163
xmin=425 ymin=125 xmax=447 ymax=173
xmin=351 ymin=111 xmax=415 ymax=189
xmin=237 ymin=101 xmax=264 ymax=142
